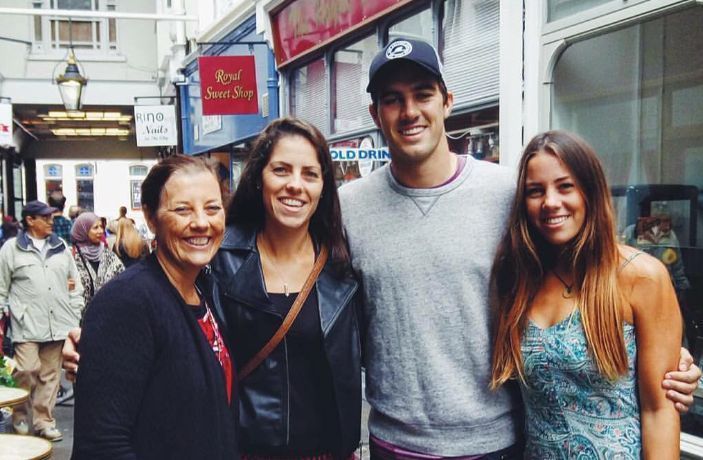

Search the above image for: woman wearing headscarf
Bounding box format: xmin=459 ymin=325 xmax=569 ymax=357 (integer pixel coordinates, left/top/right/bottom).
xmin=71 ymin=212 xmax=124 ymax=310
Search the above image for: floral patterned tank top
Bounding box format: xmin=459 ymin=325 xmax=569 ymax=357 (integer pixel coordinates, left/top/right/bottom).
xmin=521 ymin=292 xmax=640 ymax=458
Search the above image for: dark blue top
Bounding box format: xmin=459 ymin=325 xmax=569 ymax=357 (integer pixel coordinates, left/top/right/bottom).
xmin=72 ymin=254 xmax=238 ymax=460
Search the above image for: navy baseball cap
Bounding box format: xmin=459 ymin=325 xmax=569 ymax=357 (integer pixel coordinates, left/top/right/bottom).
xmin=22 ymin=200 xmax=58 ymax=217
xmin=366 ymin=37 xmax=445 ymax=93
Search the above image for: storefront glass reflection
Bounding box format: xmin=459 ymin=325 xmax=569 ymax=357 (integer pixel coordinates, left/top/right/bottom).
xmin=552 ymin=5 xmax=703 ymax=436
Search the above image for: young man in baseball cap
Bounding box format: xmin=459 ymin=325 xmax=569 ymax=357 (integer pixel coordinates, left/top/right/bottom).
xmin=339 ymin=37 xmax=700 ymax=458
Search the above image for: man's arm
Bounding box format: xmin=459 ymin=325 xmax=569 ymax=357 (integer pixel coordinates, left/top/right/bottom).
xmin=0 ymin=242 xmax=14 ymax=306
xmin=66 ymin=250 xmax=85 ymax=315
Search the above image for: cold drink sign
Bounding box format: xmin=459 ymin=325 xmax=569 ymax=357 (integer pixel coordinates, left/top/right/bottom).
xmin=330 ymin=147 xmax=391 ymax=161
xmin=198 ymin=56 xmax=259 ymax=115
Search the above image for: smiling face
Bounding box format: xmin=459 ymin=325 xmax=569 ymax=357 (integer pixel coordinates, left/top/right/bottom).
xmin=87 ymin=219 xmax=104 ymax=245
xmin=149 ymin=169 xmax=224 ymax=278
xmin=261 ymin=134 xmax=323 ymax=233
xmin=369 ymin=62 xmax=453 ymax=167
xmin=525 ymin=151 xmax=587 ymax=248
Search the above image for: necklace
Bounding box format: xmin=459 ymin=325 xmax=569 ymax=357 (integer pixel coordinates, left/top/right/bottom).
xmin=257 ymin=236 xmax=292 ymax=297
xmin=552 ymin=271 xmax=575 ymax=299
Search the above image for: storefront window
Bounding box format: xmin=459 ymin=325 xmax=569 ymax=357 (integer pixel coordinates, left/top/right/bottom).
xmin=44 ymin=164 xmax=63 ymax=202
xmin=331 ymin=135 xmax=384 ymax=186
xmin=547 ymin=0 xmax=614 ymax=22
xmin=552 ymin=6 xmax=703 ymax=436
xmin=129 ymin=164 xmax=148 ymax=210
xmin=75 ymin=163 xmax=94 ymax=211
xmin=333 ymin=34 xmax=376 ymax=133
xmin=388 ymin=7 xmax=432 ymax=43
xmin=12 ymin=165 xmax=23 ymax=221
xmin=291 ymin=58 xmax=329 ymax=135
xmin=442 ymin=0 xmax=499 ymax=108
xmin=446 ymin=106 xmax=499 ymax=162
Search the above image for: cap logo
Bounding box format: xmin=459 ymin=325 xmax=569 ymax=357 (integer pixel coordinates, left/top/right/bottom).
xmin=386 ymin=41 xmax=413 ymax=60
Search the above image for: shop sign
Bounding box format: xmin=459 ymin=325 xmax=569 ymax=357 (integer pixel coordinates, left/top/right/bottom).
xmin=271 ymin=0 xmax=413 ymax=67
xmin=202 ymin=115 xmax=222 ymax=135
xmin=134 ymin=105 xmax=178 ymax=147
xmin=0 ymin=103 xmax=12 ymax=147
xmin=198 ymin=56 xmax=259 ymax=115
xmin=330 ymin=147 xmax=390 ymax=162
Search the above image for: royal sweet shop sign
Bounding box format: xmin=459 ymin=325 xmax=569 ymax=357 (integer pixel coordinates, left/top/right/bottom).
xmin=198 ymin=56 xmax=259 ymax=116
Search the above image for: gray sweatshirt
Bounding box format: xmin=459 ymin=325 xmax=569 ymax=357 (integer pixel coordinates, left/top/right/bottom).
xmin=339 ymin=157 xmax=520 ymax=455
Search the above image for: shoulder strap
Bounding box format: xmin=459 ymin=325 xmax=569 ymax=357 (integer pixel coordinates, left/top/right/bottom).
xmin=239 ymin=245 xmax=329 ymax=381
xmin=618 ymin=251 xmax=643 ymax=273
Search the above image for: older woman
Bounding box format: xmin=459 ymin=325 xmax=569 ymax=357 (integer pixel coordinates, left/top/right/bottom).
xmin=71 ymin=212 xmax=124 ymax=309
xmin=214 ymin=117 xmax=360 ymax=459
xmin=72 ymin=156 xmax=238 ymax=459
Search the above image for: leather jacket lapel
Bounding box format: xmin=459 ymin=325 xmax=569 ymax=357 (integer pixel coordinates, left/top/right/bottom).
xmin=317 ymin=268 xmax=357 ymax=337
xmin=220 ymin=251 xmax=279 ymax=316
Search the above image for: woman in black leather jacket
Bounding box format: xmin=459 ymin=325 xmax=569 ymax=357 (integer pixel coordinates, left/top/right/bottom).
xmin=211 ymin=117 xmax=361 ymax=459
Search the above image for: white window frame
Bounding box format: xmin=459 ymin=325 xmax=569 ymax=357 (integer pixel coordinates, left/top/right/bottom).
xmin=531 ymin=0 xmax=696 ymax=139
xmin=75 ymin=162 xmax=95 ymax=211
xmin=31 ymin=0 xmax=119 ymax=56
xmin=128 ymin=164 xmax=148 ymax=210
xmin=128 ymin=164 xmax=148 ymax=177
xmin=44 ymin=163 xmax=63 ymax=179
xmin=542 ymin=0 xmax=650 ymax=31
xmin=75 ymin=163 xmax=94 ymax=178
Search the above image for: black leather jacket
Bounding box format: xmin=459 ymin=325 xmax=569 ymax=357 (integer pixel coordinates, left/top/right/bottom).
xmin=210 ymin=225 xmax=361 ymax=457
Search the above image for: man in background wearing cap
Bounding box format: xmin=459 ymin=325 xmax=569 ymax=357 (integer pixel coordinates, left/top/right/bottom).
xmin=339 ymin=38 xmax=699 ymax=458
xmin=0 ymin=200 xmax=83 ymax=441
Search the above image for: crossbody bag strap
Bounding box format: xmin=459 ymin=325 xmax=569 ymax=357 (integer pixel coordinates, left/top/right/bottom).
xmin=239 ymin=245 xmax=329 ymax=381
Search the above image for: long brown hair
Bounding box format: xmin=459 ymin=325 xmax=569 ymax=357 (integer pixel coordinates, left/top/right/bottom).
xmin=491 ymin=130 xmax=627 ymax=388
xmin=114 ymin=218 xmax=145 ymax=259
xmin=227 ymin=117 xmax=350 ymax=275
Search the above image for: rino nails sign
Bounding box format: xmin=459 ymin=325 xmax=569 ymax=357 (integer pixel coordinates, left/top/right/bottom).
xmin=198 ymin=56 xmax=259 ymax=115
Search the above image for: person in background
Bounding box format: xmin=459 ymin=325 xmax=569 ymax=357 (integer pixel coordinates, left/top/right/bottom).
xmin=99 ymin=217 xmax=109 ymax=247
xmin=0 ymin=216 xmax=19 ymax=248
xmin=70 ymin=212 xmax=124 ymax=310
xmin=68 ymin=205 xmax=82 ymax=225
xmin=104 ymin=219 xmax=118 ymax=251
xmin=48 ymin=192 xmax=71 ymax=244
xmin=71 ymin=155 xmax=238 ymax=459
xmin=113 ymin=217 xmax=149 ymax=268
xmin=491 ymin=131 xmax=682 ymax=457
xmin=214 ymin=117 xmax=361 ymax=459
xmin=117 ymin=205 xmax=128 ymax=222
xmin=0 ymin=200 xmax=84 ymax=441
